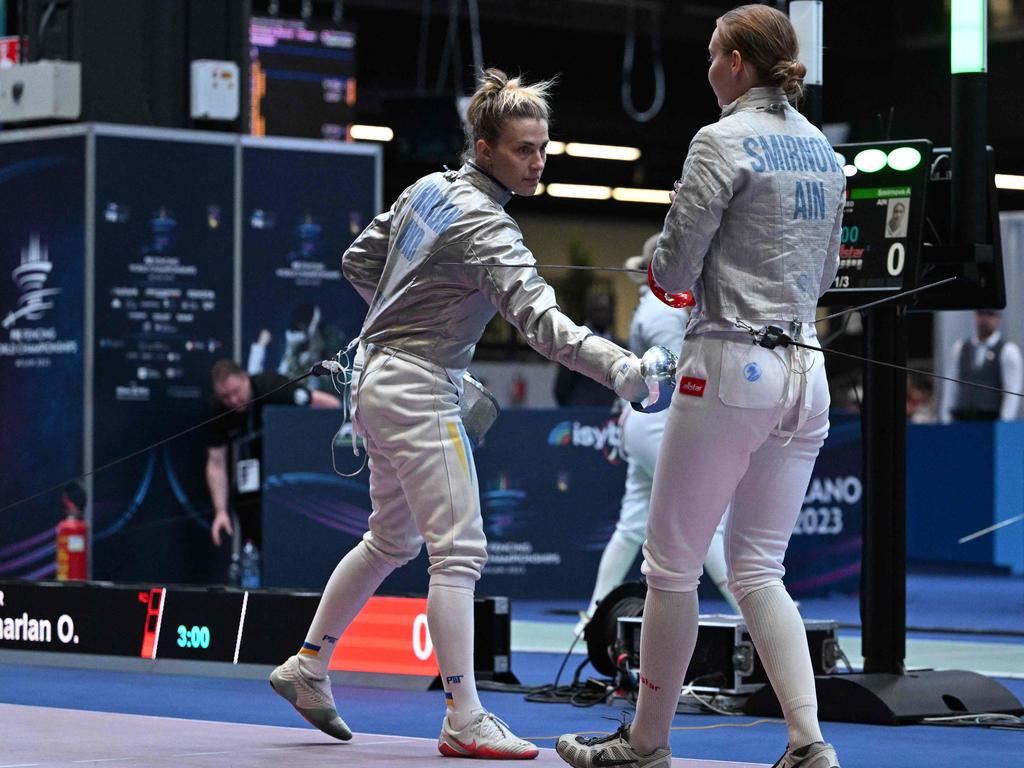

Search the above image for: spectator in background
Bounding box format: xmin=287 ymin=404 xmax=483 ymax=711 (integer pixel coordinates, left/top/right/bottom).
xmin=554 ymin=291 xmax=627 ymax=406
xmin=906 ymin=374 xmax=936 ymax=424
xmin=206 ymin=359 xmax=340 ymax=550
xmin=941 ymin=310 xmax=1022 ymax=423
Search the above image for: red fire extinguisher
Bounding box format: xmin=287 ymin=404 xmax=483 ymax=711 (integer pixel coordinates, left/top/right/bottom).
xmin=56 ymin=482 xmax=88 ymax=581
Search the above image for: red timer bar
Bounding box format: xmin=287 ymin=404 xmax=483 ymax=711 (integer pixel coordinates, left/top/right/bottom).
xmin=327 ymin=596 xmax=438 ymax=677
xmin=138 ymin=588 xmax=166 ymax=659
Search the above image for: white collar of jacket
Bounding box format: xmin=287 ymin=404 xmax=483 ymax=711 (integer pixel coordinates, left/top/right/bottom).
xmin=720 ymin=86 xmax=791 ymax=119
xmin=458 ymin=161 xmax=514 ymax=207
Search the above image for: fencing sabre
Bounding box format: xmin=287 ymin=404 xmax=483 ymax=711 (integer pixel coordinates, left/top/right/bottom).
xmin=958 ymin=515 xmax=1024 ymax=544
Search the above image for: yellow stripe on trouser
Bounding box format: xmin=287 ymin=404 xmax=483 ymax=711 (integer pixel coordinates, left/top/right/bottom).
xmin=446 ymin=421 xmax=469 ymax=475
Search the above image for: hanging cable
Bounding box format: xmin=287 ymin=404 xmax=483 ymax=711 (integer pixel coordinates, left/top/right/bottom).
xmin=449 ymin=0 xmax=464 ymax=96
xmin=435 ymin=0 xmax=462 ymax=94
xmin=416 ymin=0 xmax=432 ymax=94
xmin=466 ymin=0 xmax=484 ymax=80
xmin=621 ymin=2 xmax=665 ymax=123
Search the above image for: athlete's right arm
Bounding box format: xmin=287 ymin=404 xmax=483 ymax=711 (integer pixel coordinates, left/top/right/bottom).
xmin=463 ymin=219 xmax=637 ymax=391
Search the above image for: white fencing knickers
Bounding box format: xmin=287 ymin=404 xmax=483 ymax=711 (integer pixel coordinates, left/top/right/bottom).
xmin=641 ymin=331 xmax=830 ymax=599
xmin=351 ymin=344 xmax=487 ymax=583
xmin=586 ymin=402 xmax=732 ymax=618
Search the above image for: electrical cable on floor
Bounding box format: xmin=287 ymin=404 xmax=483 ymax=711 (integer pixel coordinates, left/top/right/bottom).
xmin=521 ymin=629 xmax=617 ymax=707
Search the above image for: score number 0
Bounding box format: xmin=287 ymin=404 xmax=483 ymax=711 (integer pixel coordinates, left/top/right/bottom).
xmin=887 ymin=242 xmax=905 ymax=277
xmin=412 ymin=613 xmax=433 ymax=661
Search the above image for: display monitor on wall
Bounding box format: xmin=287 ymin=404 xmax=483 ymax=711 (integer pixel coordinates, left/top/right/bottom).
xmin=249 ymin=15 xmax=356 ymax=140
xmin=822 ymin=140 xmax=932 ymax=306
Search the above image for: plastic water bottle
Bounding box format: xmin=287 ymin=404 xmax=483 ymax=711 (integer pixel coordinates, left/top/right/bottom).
xmin=227 ymin=552 xmax=241 ymax=587
xmin=240 ymin=540 xmax=261 ymax=589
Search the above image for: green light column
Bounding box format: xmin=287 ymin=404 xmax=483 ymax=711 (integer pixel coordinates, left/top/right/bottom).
xmin=951 ymin=0 xmax=988 ymax=247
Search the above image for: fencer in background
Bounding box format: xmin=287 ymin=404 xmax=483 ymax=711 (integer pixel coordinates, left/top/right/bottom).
xmin=559 ymin=5 xmax=845 ymax=768
xmin=269 ymin=68 xmax=648 ymax=761
xmin=577 ymin=234 xmax=739 ymax=637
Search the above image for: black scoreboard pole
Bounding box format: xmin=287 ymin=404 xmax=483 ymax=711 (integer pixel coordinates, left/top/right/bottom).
xmin=789 ymin=0 xmax=911 ymax=682
xmin=860 ymin=304 xmax=907 ymax=674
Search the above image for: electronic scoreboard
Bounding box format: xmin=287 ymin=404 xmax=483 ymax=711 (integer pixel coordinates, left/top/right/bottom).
xmin=0 ymin=580 xmax=514 ymax=683
xmin=823 ymin=140 xmax=933 ymax=305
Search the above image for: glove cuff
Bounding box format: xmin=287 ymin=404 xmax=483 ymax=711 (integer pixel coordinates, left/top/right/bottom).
xmin=648 ymin=263 xmax=695 ymax=309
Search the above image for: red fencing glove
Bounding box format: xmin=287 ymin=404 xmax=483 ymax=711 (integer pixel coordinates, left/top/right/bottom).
xmin=648 ymin=263 xmax=695 ymax=309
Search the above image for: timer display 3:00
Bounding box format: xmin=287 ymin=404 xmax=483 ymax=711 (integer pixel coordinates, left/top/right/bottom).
xmin=176 ymin=624 xmax=211 ymax=649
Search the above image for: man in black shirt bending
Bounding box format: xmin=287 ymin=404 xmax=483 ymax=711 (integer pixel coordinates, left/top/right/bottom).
xmin=206 ymin=359 xmax=340 ymax=549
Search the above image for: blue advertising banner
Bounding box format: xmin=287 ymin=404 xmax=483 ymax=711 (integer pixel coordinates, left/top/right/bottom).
xmin=263 ymin=408 xmax=862 ymax=599
xmin=785 ymin=412 xmax=862 ymax=596
xmin=239 ymin=142 xmax=378 ymax=387
xmin=262 ymin=405 xmax=630 ymax=598
xmin=261 ymin=406 xmax=631 ymax=597
xmin=0 ymin=135 xmax=85 ymax=579
xmin=91 ymin=134 xmax=235 ymax=584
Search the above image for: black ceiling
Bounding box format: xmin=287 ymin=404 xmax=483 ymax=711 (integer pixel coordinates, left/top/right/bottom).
xmin=301 ymin=0 xmax=1023 ymax=212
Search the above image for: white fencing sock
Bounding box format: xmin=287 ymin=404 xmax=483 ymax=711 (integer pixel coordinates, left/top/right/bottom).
xmin=586 ymin=531 xmax=643 ymax=617
xmin=739 ymin=584 xmax=823 ymax=748
xmin=629 ymin=587 xmax=699 ymax=755
xmin=297 ymin=541 xmax=394 ymax=680
xmin=428 ymin=576 xmax=484 ymax=729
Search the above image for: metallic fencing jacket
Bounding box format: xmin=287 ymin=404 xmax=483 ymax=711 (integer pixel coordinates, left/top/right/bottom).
xmin=652 ymin=87 xmax=845 ymax=334
xmin=342 ymin=162 xmax=627 ymax=385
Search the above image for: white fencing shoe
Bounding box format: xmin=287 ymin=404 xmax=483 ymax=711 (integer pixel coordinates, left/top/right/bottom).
xmin=771 ymin=741 xmax=840 ymax=768
xmin=556 ymin=725 xmax=670 ymax=768
xmin=269 ymin=654 xmax=352 ymax=741
xmin=438 ymin=711 xmax=539 ymax=759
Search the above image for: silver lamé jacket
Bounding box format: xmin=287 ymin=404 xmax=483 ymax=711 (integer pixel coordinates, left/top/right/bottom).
xmin=652 ymin=87 xmax=846 ymax=335
xmin=342 ymin=162 xmax=628 ymax=384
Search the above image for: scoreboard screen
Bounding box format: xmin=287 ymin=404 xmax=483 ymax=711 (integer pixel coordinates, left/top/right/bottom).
xmin=249 ymin=16 xmax=357 ymax=140
xmin=824 ymin=140 xmax=932 ymax=305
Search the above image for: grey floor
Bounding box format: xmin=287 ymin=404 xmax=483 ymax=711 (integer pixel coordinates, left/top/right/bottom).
xmin=1 ymin=703 xmax=765 ymax=768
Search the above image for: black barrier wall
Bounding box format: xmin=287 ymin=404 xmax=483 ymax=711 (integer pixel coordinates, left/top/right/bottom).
xmin=0 ymin=125 xmax=381 ymax=585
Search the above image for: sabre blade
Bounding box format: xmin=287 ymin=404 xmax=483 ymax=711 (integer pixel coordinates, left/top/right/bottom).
xmin=437 ymin=261 xmax=645 ymax=274
xmin=816 ymin=277 xmax=957 ymax=325
xmin=958 ymin=514 xmax=1024 ymax=544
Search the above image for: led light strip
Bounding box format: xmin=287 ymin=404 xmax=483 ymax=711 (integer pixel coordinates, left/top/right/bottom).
xmin=349 ymin=124 xmax=394 ymax=142
xmin=150 ymin=588 xmax=166 ymax=660
xmin=995 ymin=174 xmax=1024 ymax=191
xmin=233 ymin=590 xmax=249 ymax=665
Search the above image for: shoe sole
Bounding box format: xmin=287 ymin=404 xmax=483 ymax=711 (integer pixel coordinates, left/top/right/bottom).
xmin=269 ymin=672 xmax=352 ymax=741
xmin=438 ymin=740 xmax=539 ymax=759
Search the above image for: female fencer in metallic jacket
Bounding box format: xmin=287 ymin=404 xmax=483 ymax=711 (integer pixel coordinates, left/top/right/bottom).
xmin=269 ymin=68 xmax=647 ymax=761
xmin=557 ymin=6 xmax=845 ymax=768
